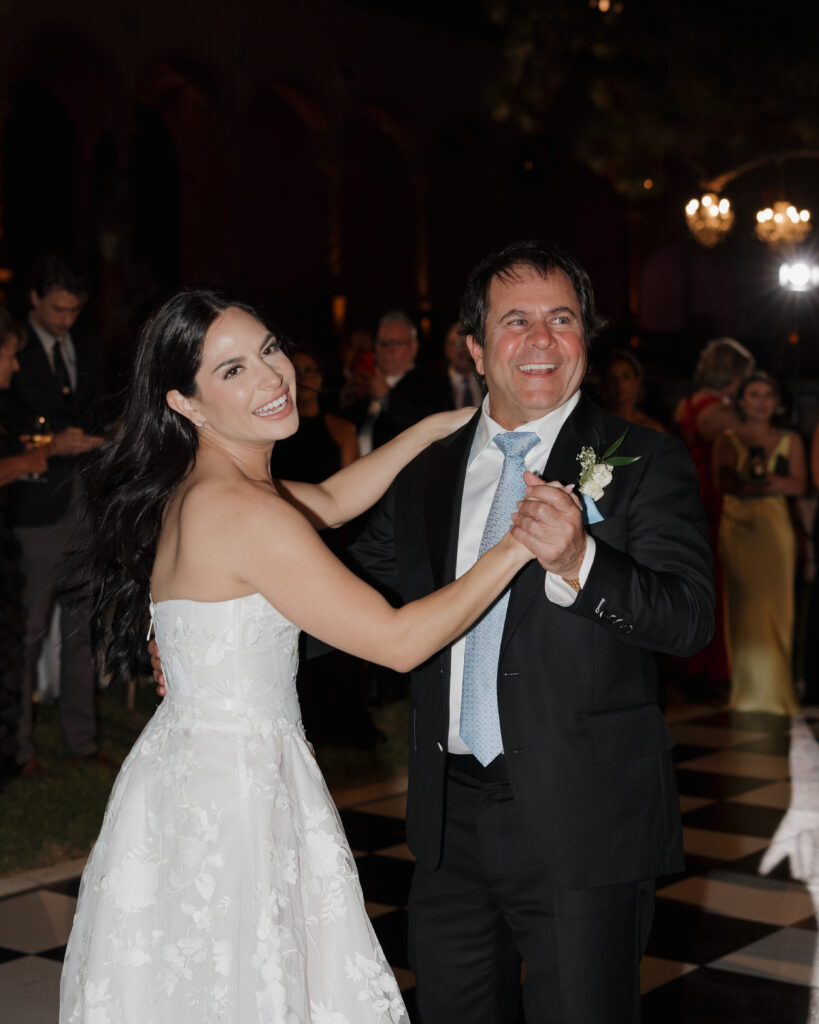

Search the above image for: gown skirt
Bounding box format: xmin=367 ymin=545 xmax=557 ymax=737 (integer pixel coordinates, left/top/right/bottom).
xmin=59 ymin=593 xmax=407 ymax=1023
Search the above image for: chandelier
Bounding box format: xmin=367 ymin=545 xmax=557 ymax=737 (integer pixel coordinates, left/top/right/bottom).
xmin=754 ymin=201 xmax=812 ymax=250
xmin=685 ymin=193 xmax=734 ymax=248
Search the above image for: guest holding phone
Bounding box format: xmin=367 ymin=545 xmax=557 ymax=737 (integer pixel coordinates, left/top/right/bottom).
xmin=713 ymin=372 xmax=806 ymax=713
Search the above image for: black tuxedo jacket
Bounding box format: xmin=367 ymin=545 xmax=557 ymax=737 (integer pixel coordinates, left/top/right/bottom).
xmin=350 ymin=394 xmax=714 ymax=888
xmin=347 ymin=365 xmax=452 ymax=448
xmin=7 ymin=322 xmax=112 ymax=527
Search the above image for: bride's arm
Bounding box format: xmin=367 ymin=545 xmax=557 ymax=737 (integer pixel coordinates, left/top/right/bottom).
xmin=273 ymin=408 xmax=474 ymax=529
xmin=229 ymin=485 xmax=531 ymax=672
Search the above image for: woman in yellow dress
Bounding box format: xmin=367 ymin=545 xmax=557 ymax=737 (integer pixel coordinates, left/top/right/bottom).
xmin=714 ymin=372 xmax=806 ymax=713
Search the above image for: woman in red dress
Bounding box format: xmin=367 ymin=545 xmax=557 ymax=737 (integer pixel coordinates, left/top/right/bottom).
xmin=673 ymin=337 xmax=755 ymax=691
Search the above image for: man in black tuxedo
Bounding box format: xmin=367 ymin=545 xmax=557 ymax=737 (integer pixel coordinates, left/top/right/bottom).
xmin=349 ymin=242 xmax=714 ymax=1022
xmin=7 ymin=254 xmax=109 ymax=774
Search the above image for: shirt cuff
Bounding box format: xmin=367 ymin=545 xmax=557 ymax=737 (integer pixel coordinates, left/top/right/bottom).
xmin=544 ymin=536 xmax=597 ymax=606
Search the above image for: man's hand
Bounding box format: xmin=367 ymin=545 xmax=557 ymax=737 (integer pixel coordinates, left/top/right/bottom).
xmin=511 ymin=470 xmax=587 ymax=578
xmin=51 ymin=427 xmax=104 ymax=457
xmin=148 ymin=637 xmax=167 ymax=698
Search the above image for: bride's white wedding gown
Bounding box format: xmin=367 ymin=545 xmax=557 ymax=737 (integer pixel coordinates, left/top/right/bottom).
xmin=59 ymin=593 xmax=407 ymax=1023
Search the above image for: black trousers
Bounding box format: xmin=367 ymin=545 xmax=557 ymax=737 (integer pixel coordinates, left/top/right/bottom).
xmin=408 ymin=759 xmax=655 ymax=1024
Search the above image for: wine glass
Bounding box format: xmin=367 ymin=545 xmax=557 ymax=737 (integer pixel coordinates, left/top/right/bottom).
xmin=19 ymin=414 xmax=53 ymax=482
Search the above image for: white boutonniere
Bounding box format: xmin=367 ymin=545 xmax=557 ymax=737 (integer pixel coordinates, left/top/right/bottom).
xmin=576 ymin=431 xmax=640 ymax=523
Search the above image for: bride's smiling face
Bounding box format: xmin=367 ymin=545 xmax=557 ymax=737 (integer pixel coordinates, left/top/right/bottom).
xmin=168 ymin=307 xmax=298 ymax=445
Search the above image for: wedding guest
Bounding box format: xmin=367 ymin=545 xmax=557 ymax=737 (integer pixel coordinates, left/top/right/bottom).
xmin=714 ymin=371 xmax=805 ymax=714
xmin=342 ymin=311 xmax=453 ymax=703
xmin=804 ymin=420 xmax=819 ymax=706
xmin=673 ymin=337 xmax=755 ymax=693
xmin=602 ymin=349 xmax=665 ymax=432
xmin=442 ymin=321 xmax=482 ymax=409
xmin=0 ymin=310 xmax=49 ymax=785
xmin=6 ymin=253 xmax=111 ymax=775
xmin=343 ymin=310 xmax=444 ymax=454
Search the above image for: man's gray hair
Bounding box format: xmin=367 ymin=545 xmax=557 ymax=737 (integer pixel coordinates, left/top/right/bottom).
xmin=378 ymin=310 xmax=417 ymax=340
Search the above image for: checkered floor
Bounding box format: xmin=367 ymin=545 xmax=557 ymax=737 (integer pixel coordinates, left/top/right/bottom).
xmin=1 ymin=700 xmax=818 ymax=1023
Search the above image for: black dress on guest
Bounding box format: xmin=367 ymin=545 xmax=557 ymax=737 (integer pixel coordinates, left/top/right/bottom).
xmin=269 ymin=413 xmax=341 ymax=484
xmin=270 ymin=413 xmax=382 ymax=748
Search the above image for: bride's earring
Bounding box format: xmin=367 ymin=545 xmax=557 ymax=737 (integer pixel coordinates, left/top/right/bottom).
xmin=196 ymin=420 xmax=205 ymax=428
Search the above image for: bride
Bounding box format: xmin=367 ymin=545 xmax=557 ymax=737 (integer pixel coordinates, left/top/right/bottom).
xmin=60 ymin=289 xmax=534 ymax=1023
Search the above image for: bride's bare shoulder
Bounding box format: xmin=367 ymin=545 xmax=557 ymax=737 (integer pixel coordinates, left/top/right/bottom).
xmin=175 ymin=473 xmax=288 ymax=526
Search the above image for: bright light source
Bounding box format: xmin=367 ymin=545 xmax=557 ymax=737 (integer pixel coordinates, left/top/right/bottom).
xmin=780 ymin=262 xmax=819 ymax=291
xmin=685 ymin=192 xmax=733 ymax=247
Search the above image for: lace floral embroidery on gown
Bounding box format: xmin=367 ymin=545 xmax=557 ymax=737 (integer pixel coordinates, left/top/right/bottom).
xmin=59 ymin=593 xmax=407 ymax=1023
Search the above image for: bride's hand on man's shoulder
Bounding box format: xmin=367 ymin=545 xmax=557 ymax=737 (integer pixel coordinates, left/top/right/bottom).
xmin=427 ymin=407 xmax=477 ymax=440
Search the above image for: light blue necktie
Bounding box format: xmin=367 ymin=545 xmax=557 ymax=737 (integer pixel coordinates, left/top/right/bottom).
xmin=460 ymin=431 xmax=540 ymax=765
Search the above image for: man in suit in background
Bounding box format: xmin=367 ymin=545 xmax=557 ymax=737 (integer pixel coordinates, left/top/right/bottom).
xmin=7 ymin=253 xmax=110 ymax=775
xmin=442 ymin=320 xmax=482 ymax=409
xmin=349 ymin=241 xmax=714 ymax=1022
xmin=344 ymin=310 xmax=448 ymax=454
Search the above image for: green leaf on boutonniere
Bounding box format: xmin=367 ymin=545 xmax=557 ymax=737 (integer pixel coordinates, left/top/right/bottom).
xmin=601 ymin=429 xmax=640 ymax=466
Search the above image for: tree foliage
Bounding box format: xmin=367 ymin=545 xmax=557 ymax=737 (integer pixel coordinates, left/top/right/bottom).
xmin=486 ymin=0 xmax=819 ymax=198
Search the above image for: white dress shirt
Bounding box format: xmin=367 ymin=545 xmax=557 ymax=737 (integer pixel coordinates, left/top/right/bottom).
xmin=447 ymin=390 xmax=596 ymax=754
xmin=29 ymin=319 xmax=78 ymax=391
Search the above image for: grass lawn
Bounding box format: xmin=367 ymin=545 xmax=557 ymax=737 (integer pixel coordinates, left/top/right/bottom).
xmin=0 ymin=684 xmax=409 ymax=877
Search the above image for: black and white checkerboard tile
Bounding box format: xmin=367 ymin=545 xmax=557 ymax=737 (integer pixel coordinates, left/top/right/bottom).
xmin=1 ymin=706 xmax=817 ymax=1023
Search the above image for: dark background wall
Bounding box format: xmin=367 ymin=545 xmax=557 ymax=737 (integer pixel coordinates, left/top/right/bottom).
xmin=0 ymin=0 xmax=817 ymax=405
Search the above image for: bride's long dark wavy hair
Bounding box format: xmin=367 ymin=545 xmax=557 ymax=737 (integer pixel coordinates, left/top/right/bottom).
xmin=80 ymin=287 xmax=272 ymax=686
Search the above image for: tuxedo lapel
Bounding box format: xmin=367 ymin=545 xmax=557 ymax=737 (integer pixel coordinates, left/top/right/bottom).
xmin=416 ymin=415 xmax=477 ymax=693
xmin=424 ymin=413 xmax=478 ymax=589
xmin=542 ymin=392 xmax=599 ymax=484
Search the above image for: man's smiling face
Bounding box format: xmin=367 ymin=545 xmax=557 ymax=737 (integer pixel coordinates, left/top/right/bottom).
xmin=466 ymin=266 xmax=587 ymax=430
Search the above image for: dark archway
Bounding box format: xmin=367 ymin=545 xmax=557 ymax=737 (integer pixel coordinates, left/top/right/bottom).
xmin=242 ymin=83 xmax=328 ymax=336
xmin=1 ymin=77 xmax=79 ymax=309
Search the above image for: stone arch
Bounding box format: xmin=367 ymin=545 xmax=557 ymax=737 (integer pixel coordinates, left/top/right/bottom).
xmin=1 ymin=27 xmax=121 ymax=301
xmin=136 ymin=53 xmax=230 ymax=282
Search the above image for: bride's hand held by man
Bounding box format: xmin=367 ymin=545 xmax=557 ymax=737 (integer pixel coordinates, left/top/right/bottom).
xmin=510 ymin=471 xmax=586 ymax=578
